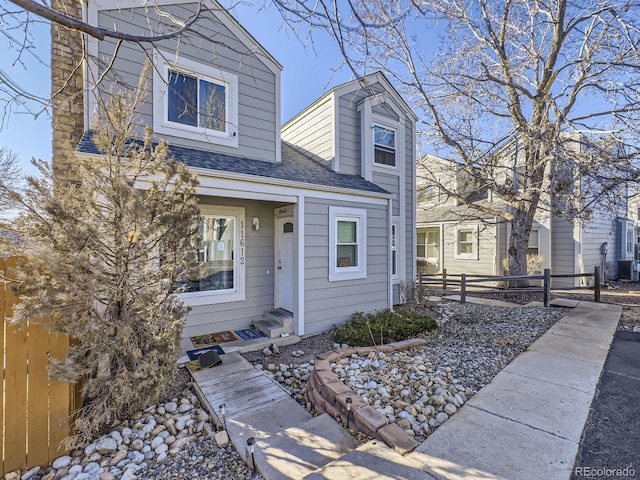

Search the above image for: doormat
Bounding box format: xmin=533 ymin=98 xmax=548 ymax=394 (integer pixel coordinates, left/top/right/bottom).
xmin=186 ymin=345 xmax=225 ymax=361
xmin=234 ymin=327 xmax=267 ymax=341
xmin=185 ymin=345 xmax=225 ymax=372
xmin=191 ymin=331 xmax=238 ymax=348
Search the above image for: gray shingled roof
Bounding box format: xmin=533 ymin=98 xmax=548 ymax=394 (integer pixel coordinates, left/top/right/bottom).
xmin=77 ymin=131 xmax=389 ymax=195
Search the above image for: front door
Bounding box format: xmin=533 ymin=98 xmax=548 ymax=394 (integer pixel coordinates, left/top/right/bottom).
xmin=276 ymin=216 xmax=295 ymax=312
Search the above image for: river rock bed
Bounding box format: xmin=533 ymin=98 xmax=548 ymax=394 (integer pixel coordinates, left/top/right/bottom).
xmin=11 ymin=385 xmax=263 ymax=480
xmin=265 ymin=302 xmax=568 ymax=443
xmin=10 ymin=302 xmax=567 ymax=480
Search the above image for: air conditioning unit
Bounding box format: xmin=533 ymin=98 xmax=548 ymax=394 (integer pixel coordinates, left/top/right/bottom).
xmin=619 ymin=260 xmax=640 ymax=281
xmin=619 ymin=260 xmax=633 ymax=280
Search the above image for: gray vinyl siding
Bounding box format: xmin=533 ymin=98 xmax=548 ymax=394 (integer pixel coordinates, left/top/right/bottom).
xmin=97 ymin=4 xmax=278 ymax=162
xmin=373 ymin=173 xmax=400 ymax=216
xmin=550 ymin=217 xmax=577 ymax=287
xmin=182 ymin=197 xmax=281 ymax=340
xmin=373 ymin=103 xmax=399 ymax=120
xmin=336 ymin=82 xmax=388 ymax=176
xmin=581 ymin=216 xmax=617 ymax=281
xmin=304 ymin=197 xmax=389 ymax=334
xmin=337 ymin=92 xmax=362 ymax=176
xmin=404 ymin=122 xmax=415 ymax=285
xmin=281 ymin=94 xmax=334 ymax=167
xmin=440 ymin=222 xmax=496 ymax=276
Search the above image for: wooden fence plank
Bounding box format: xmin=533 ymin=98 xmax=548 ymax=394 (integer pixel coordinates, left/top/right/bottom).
xmin=49 ymin=329 xmax=71 ymax=457
xmin=1 ymin=256 xmax=6 ymax=475
xmin=27 ymin=318 xmax=51 ymax=468
xmin=4 ymin=256 xmax=28 ymax=472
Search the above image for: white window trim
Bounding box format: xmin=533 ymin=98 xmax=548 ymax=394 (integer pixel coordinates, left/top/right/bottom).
xmin=391 ymin=221 xmax=399 ymax=279
xmin=153 ymin=51 xmax=239 ymax=147
xmin=426 ymin=230 xmax=439 ymax=263
xmin=329 ymin=207 xmax=367 ymax=281
xmin=454 ymin=225 xmax=478 ymax=260
xmin=180 ymin=205 xmax=245 ymax=306
xmin=372 ymin=117 xmax=400 ymax=173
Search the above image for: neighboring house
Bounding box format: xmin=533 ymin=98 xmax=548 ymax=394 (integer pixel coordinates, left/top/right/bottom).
xmin=417 ymin=140 xmax=634 ymax=287
xmin=51 ymin=0 xmax=417 ymax=344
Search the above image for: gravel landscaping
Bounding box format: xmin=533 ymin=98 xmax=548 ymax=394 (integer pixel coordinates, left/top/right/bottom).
xmin=259 ymin=302 xmax=568 ymax=443
xmin=13 ymin=299 xmax=575 ymax=480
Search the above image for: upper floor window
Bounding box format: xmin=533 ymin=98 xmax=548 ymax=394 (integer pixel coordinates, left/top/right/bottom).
xmin=374 ymin=125 xmax=396 ymax=166
xmin=154 ymin=52 xmax=239 ymax=147
xmin=168 ymin=70 xmax=226 ymax=132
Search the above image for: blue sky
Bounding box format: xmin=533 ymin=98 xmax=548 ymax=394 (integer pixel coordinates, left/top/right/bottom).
xmin=0 ymin=1 xmax=352 ymax=176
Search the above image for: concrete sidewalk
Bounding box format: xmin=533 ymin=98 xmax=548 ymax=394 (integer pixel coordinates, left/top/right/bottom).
xmin=191 ymin=299 xmax=622 ymax=480
xmin=410 ymin=301 xmax=622 ymax=480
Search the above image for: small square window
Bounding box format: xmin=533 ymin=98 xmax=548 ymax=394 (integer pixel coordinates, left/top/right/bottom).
xmin=374 ymin=125 xmax=396 ymax=166
xmin=329 ymin=207 xmax=367 ymax=281
xmin=455 ymin=226 xmax=477 ymax=259
xmin=337 ymin=220 xmax=358 ymax=268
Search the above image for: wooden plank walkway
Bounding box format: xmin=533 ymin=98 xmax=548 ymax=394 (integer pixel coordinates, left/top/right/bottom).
xmin=191 ymin=352 xmax=294 ymax=424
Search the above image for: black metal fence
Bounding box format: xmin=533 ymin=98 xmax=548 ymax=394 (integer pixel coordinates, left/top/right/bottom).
xmin=417 ymin=266 xmax=602 ymax=307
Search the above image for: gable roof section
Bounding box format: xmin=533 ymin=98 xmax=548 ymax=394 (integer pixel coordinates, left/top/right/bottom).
xmin=87 ymin=0 xmax=282 ymax=75
xmin=282 ymin=71 xmax=416 ymax=131
xmin=76 ymin=132 xmax=390 ymax=196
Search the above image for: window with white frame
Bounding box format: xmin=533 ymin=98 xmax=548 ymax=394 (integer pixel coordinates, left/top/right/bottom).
xmin=391 ymin=222 xmax=398 ymax=277
xmin=528 ymin=229 xmax=540 ymax=255
xmin=455 ymin=226 xmax=477 ymax=259
xmin=374 ymin=125 xmax=396 ymax=166
xmin=181 ymin=206 xmax=245 ymax=305
xmin=427 ymin=231 xmax=439 ymax=260
xmin=417 ymin=231 xmax=426 ymax=258
xmin=154 ymin=52 xmax=239 ymax=147
xmin=329 ymin=207 xmax=367 ymax=281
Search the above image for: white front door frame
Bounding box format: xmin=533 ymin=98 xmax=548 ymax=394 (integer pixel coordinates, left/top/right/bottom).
xmin=274 ymin=205 xmax=296 ymax=313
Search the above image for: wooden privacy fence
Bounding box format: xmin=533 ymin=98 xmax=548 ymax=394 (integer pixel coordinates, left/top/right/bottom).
xmin=1 ymin=256 xmax=77 ymax=476
xmin=418 ymin=267 xmax=602 ymax=307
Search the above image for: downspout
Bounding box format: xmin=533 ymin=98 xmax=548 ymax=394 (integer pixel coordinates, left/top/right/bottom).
xmin=388 ymin=198 xmax=394 ymax=310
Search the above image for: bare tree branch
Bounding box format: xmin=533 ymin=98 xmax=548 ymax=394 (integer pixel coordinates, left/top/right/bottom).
xmin=8 ymin=0 xmax=204 ymax=42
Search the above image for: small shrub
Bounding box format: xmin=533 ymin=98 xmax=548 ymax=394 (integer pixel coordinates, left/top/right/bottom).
xmin=334 ymin=309 xmax=438 ymax=347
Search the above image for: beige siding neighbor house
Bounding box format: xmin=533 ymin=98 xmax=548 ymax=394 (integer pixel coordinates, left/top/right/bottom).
xmin=417 ymin=140 xmax=633 ymax=287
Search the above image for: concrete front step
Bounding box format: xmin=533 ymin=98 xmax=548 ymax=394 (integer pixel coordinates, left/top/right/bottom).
xmin=253 ymin=413 xmax=360 ymax=480
xmin=254 ymin=308 xmax=294 ymax=338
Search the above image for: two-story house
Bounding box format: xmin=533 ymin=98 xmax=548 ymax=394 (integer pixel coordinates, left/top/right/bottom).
xmin=417 ymin=138 xmax=634 ymax=286
xmin=51 ymin=0 xmax=416 ymax=347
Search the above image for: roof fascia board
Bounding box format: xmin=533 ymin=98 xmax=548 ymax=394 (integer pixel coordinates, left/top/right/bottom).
xmin=188 ymin=166 xmax=393 ymax=200
xmin=334 ymin=72 xmax=416 ymax=121
xmin=75 ymin=151 xmax=393 ymax=200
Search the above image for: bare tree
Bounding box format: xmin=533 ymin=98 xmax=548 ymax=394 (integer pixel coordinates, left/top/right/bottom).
xmin=0 ymin=147 xmax=21 ymax=187
xmin=272 ymin=0 xmax=640 ymax=275
xmin=0 ymin=91 xmax=200 ymax=446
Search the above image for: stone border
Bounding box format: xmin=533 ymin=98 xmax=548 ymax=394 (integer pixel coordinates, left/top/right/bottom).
xmin=304 ymin=338 xmax=427 ymax=455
